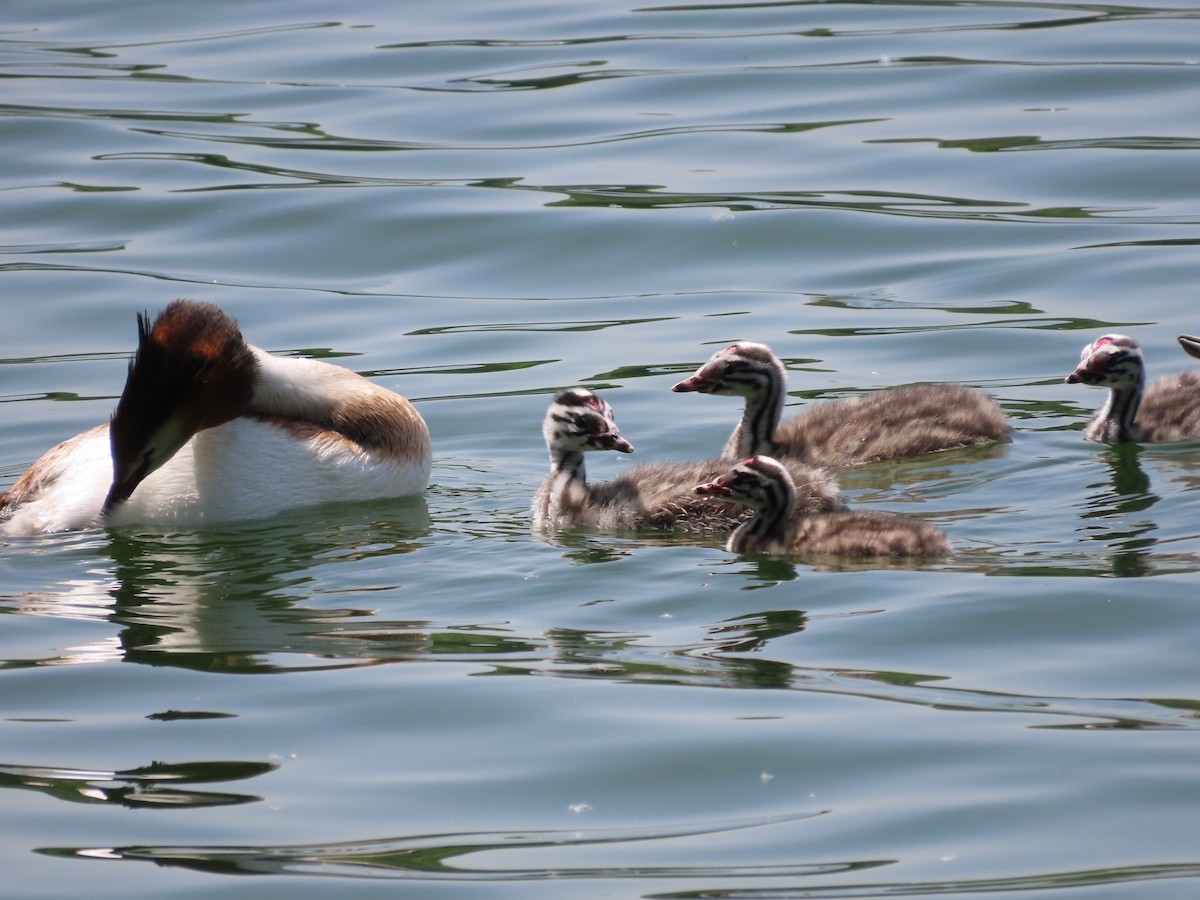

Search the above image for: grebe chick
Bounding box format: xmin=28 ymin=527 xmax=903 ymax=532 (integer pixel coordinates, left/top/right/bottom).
xmin=532 ymin=388 xmax=845 ymax=532
xmin=0 ymin=299 xmax=431 ymax=535
xmin=1066 ymin=333 xmax=1200 ymax=443
xmin=673 ymin=342 xmax=1010 ymax=467
xmin=695 ymin=456 xmax=951 ymax=557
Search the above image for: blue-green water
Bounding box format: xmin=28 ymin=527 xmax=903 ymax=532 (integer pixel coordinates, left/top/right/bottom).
xmin=3 ymin=1 xmax=1200 ymax=897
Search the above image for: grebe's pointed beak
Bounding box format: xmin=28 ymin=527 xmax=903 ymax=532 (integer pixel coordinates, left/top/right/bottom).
xmin=1178 ymin=334 xmax=1200 ymax=361
xmin=672 ymin=373 xmax=717 ymax=393
xmin=596 ymin=430 xmax=634 ymax=454
xmin=1066 ymin=357 xmax=1104 ymax=385
xmin=1066 ymin=344 xmax=1102 ymax=385
xmin=103 ymin=412 xmax=195 ymax=517
xmin=103 ymin=453 xmax=154 ymax=516
xmin=694 ymin=475 xmax=733 ymax=497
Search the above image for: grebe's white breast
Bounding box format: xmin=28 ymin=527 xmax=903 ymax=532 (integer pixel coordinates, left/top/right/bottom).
xmin=139 ymin=415 xmax=430 ymax=526
xmin=1 ymin=418 xmax=429 ymax=535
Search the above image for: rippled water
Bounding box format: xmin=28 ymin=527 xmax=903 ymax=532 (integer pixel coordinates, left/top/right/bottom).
xmin=4 ymin=1 xmax=1200 ymax=897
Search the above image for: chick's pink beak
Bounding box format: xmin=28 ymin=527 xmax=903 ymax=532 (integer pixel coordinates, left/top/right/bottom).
xmin=672 ymin=373 xmax=717 ymax=393
xmin=694 ymin=477 xmax=732 ymax=497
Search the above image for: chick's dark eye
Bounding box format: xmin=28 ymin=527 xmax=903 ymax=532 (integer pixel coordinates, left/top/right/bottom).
xmin=583 ymin=415 xmax=610 ymax=436
xmin=567 ymin=413 xmax=592 ymax=432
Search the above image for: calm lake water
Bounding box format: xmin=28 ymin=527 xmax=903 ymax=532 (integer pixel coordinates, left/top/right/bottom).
xmin=3 ymin=0 xmax=1200 ymax=897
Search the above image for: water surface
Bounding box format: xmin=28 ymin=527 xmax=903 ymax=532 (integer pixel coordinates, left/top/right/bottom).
xmin=3 ymin=1 xmax=1200 ymax=897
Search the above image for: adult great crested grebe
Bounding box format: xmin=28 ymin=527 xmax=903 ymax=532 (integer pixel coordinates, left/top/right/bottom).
xmin=1 ymin=299 xmax=431 ymax=534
